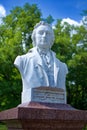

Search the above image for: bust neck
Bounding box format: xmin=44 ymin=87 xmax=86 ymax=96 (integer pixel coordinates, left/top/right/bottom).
xmin=37 ymin=47 xmax=50 ymax=55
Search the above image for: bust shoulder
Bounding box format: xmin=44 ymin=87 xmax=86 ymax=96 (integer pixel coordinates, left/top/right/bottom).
xmin=52 ymin=53 xmax=68 ymax=74
xmin=58 ymin=60 xmax=68 ymax=74
xmin=19 ymin=47 xmax=36 ymax=60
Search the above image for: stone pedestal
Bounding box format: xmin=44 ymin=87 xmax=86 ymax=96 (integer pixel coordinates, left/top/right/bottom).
xmin=0 ymin=102 xmax=87 ymax=130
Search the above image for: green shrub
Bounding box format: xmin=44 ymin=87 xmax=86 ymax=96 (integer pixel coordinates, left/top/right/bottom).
xmin=0 ymin=124 xmax=7 ymax=130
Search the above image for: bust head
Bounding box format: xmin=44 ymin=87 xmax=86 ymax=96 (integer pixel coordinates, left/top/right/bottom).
xmin=31 ymin=21 xmax=55 ymax=49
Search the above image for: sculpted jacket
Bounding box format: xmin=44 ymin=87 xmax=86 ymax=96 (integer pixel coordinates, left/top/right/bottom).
xmin=14 ymin=47 xmax=68 ymax=92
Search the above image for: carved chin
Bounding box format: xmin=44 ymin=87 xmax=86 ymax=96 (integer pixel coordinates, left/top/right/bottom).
xmin=38 ymin=43 xmax=50 ymax=49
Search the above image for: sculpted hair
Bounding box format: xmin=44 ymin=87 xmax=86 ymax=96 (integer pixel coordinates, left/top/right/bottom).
xmin=31 ymin=21 xmax=55 ymax=47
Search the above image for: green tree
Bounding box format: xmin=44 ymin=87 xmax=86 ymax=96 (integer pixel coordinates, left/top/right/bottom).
xmin=52 ymin=19 xmax=74 ymax=62
xmin=67 ymin=19 xmax=87 ymax=109
xmin=42 ymin=15 xmax=54 ymax=24
xmin=53 ymin=17 xmax=87 ymax=110
xmin=0 ymin=3 xmax=42 ymax=110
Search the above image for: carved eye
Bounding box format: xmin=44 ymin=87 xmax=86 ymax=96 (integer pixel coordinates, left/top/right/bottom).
xmin=38 ymin=30 xmax=44 ymax=35
xmin=46 ymin=31 xmax=50 ymax=35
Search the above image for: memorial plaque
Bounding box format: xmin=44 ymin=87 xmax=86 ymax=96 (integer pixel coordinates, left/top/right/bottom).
xmin=22 ymin=87 xmax=66 ymax=104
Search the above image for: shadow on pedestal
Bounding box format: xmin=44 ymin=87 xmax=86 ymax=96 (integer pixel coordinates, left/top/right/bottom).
xmin=0 ymin=102 xmax=87 ymax=130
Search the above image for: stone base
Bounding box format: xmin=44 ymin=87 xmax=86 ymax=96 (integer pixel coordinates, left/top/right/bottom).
xmin=0 ymin=102 xmax=87 ymax=130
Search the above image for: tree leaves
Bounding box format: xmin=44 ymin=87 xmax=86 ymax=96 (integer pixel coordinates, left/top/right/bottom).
xmin=0 ymin=3 xmax=42 ymax=110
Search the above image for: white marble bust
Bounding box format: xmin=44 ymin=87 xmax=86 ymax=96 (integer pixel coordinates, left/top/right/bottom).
xmin=14 ymin=21 xmax=68 ymax=103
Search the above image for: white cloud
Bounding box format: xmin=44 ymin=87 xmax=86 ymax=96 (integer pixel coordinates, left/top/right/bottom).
xmin=61 ymin=18 xmax=82 ymax=26
xmin=0 ymin=5 xmax=6 ymax=17
xmin=0 ymin=4 xmax=6 ymax=24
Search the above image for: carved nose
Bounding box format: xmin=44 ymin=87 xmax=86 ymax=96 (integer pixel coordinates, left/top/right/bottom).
xmin=43 ymin=32 xmax=46 ymax=37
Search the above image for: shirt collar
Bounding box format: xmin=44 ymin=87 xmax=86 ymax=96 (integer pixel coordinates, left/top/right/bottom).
xmin=37 ymin=47 xmax=51 ymax=56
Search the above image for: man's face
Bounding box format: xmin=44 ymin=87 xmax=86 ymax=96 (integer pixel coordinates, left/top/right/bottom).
xmin=35 ymin=25 xmax=53 ymax=49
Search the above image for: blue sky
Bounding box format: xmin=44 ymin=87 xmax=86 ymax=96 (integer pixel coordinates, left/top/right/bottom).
xmin=0 ymin=0 xmax=87 ymax=24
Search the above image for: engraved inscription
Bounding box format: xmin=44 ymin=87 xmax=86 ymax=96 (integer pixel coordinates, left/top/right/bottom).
xmin=32 ymin=87 xmax=66 ymax=103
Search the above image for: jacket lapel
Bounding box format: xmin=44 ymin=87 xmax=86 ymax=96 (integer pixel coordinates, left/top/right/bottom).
xmin=34 ymin=48 xmax=43 ymax=66
xmin=33 ymin=48 xmax=59 ymax=87
xmin=52 ymin=52 xmax=60 ymax=87
xmin=34 ymin=48 xmax=49 ymax=86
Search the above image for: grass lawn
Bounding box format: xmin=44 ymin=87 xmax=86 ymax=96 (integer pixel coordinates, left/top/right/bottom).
xmin=0 ymin=124 xmax=7 ymax=130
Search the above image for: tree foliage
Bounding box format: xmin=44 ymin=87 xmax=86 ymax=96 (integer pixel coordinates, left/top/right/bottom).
xmin=0 ymin=3 xmax=42 ymax=110
xmin=67 ymin=22 xmax=87 ymax=109
xmin=52 ymin=17 xmax=87 ymax=110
